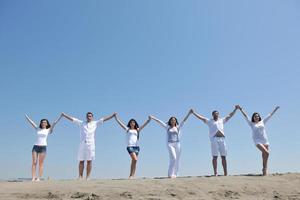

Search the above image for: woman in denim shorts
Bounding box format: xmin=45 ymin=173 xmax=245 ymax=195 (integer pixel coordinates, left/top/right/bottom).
xmin=113 ymin=114 xmax=151 ymax=179
xmin=25 ymin=114 xmax=62 ymax=181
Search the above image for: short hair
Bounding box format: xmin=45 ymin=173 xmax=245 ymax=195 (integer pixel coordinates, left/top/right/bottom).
xmin=86 ymin=112 xmax=94 ymax=117
xmin=39 ymin=119 xmax=51 ymax=129
xmin=212 ymin=110 xmax=219 ymax=115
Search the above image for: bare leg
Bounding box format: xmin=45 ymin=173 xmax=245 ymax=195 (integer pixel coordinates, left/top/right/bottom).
xmin=212 ymin=156 xmax=218 ymax=176
xmin=37 ymin=153 xmax=46 ymax=180
xmin=86 ymin=160 xmax=92 ymax=180
xmin=129 ymin=153 xmax=138 ymax=179
xmin=221 ymin=156 xmax=227 ymax=176
xmin=79 ymin=161 xmax=84 ymax=179
xmin=31 ymin=151 xmax=38 ymax=181
xmin=256 ymin=144 xmax=269 ymax=175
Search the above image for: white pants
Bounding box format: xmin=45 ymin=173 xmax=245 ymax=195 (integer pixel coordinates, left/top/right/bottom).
xmin=167 ymin=142 xmax=181 ymax=177
xmin=210 ymin=137 xmax=227 ymax=157
xmin=77 ymin=142 xmax=95 ymax=161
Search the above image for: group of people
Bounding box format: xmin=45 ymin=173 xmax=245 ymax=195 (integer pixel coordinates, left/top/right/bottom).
xmin=25 ymin=105 xmax=280 ymax=181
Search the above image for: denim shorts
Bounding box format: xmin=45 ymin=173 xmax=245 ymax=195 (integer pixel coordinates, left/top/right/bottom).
xmin=127 ymin=146 xmax=140 ymax=155
xmin=32 ymin=145 xmax=47 ymax=153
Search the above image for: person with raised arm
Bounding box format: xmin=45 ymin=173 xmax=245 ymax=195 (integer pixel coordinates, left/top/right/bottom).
xmin=61 ymin=111 xmax=115 ymax=180
xmin=25 ymin=114 xmax=62 ymax=181
xmin=191 ymin=106 xmax=238 ymax=176
xmin=149 ymin=110 xmax=192 ymax=178
xmin=113 ymin=114 xmax=151 ymax=179
xmin=237 ymin=105 xmax=280 ymax=175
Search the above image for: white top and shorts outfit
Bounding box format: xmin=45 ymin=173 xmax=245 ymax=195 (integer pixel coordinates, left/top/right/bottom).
xmin=125 ymin=128 xmax=140 ymax=155
xmin=32 ymin=128 xmax=51 ymax=153
xmin=205 ymin=118 xmax=227 ymax=157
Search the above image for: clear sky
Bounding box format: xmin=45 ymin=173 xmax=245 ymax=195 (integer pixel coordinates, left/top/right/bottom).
xmin=0 ymin=0 xmax=299 ymax=180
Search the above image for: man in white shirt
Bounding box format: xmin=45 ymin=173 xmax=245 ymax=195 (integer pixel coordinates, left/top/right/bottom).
xmin=191 ymin=106 xmax=238 ymax=176
xmin=62 ymin=111 xmax=115 ymax=180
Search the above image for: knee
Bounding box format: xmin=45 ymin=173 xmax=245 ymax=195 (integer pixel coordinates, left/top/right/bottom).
xmin=212 ymin=156 xmax=218 ymax=161
xmin=132 ymin=157 xmax=138 ymax=162
xmin=221 ymin=156 xmax=226 ymax=161
xmin=32 ymin=160 xmax=37 ymax=166
xmin=264 ymin=151 xmax=270 ymax=156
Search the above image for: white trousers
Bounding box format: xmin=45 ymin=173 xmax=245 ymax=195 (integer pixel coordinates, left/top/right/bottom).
xmin=167 ymin=142 xmax=181 ymax=177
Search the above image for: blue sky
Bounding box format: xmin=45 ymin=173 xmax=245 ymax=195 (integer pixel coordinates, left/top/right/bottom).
xmin=0 ymin=0 xmax=299 ymax=180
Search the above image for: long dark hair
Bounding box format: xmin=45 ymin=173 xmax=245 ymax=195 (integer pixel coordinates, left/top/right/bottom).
xmin=39 ymin=119 xmax=51 ymax=129
xmin=127 ymin=119 xmax=140 ymax=140
xmin=251 ymin=112 xmax=262 ymax=123
xmin=167 ymin=117 xmax=179 ymax=126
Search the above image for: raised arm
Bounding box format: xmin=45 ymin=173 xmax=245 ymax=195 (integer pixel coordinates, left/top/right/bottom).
xmin=224 ymin=105 xmax=239 ymax=123
xmin=191 ymin=109 xmax=208 ymax=123
xmin=178 ymin=109 xmax=192 ymax=128
xmin=114 ymin=114 xmax=127 ymax=131
xmin=149 ymin=115 xmax=168 ymax=129
xmin=61 ymin=112 xmax=74 ymax=122
xmin=25 ymin=114 xmax=38 ymax=130
xmin=263 ymin=106 xmax=280 ymax=124
xmin=138 ymin=116 xmax=151 ymax=132
xmin=102 ymin=112 xmax=116 ymax=122
xmin=237 ymin=105 xmax=252 ymax=125
xmin=49 ymin=114 xmax=63 ymax=133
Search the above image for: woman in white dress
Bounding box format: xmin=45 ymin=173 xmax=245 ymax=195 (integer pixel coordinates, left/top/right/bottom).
xmin=113 ymin=114 xmax=151 ymax=179
xmin=237 ymin=105 xmax=280 ymax=175
xmin=25 ymin=114 xmax=62 ymax=181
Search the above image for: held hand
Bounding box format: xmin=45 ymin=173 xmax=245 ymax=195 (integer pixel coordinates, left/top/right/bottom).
xmin=275 ymin=106 xmax=280 ymax=110
xmin=149 ymin=115 xmax=153 ymax=119
xmin=148 ymin=116 xmax=151 ymax=121
xmin=190 ymin=109 xmax=194 ymax=114
xmin=235 ymin=105 xmax=241 ymax=110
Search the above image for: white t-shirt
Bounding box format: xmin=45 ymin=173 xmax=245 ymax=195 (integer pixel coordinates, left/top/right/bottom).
xmin=205 ymin=118 xmax=226 ymax=139
xmin=126 ymin=128 xmax=139 ymax=147
xmin=35 ymin=128 xmax=51 ymax=146
xmin=72 ymin=118 xmax=104 ymax=145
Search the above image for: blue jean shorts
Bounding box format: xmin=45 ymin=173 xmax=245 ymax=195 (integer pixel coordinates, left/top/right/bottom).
xmin=32 ymin=145 xmax=47 ymax=153
xmin=127 ymin=146 xmax=140 ymax=155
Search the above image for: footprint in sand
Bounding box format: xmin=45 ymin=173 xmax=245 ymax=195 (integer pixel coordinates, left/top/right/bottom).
xmin=120 ymin=191 xmax=133 ymax=199
xmin=71 ymin=192 xmax=99 ymax=200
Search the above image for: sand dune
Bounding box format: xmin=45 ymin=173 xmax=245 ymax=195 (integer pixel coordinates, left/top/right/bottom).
xmin=1 ymin=173 xmax=300 ymax=200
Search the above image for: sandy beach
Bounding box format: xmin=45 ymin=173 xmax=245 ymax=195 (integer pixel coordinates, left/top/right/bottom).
xmin=0 ymin=173 xmax=299 ymax=200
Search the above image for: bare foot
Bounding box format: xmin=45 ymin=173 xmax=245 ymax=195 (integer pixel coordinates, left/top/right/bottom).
xmin=128 ymin=176 xmax=134 ymax=179
xmin=262 ymin=168 xmax=267 ymax=176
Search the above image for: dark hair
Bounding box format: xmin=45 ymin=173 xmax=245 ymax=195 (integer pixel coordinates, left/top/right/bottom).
xmin=86 ymin=112 xmax=94 ymax=117
xmin=127 ymin=119 xmax=140 ymax=139
xmin=251 ymin=112 xmax=262 ymax=123
xmin=39 ymin=119 xmax=51 ymax=129
xmin=212 ymin=110 xmax=219 ymax=116
xmin=167 ymin=117 xmax=179 ymax=126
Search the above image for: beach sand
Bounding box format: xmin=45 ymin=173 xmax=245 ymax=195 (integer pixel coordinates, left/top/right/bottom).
xmin=1 ymin=173 xmax=300 ymax=200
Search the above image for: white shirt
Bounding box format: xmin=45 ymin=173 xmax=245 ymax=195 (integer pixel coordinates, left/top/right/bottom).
xmin=35 ymin=128 xmax=51 ymax=146
xmin=72 ymin=118 xmax=104 ymax=145
xmin=244 ymin=116 xmax=271 ymax=144
xmin=126 ymin=128 xmax=139 ymax=147
xmin=205 ymin=118 xmax=226 ymax=139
